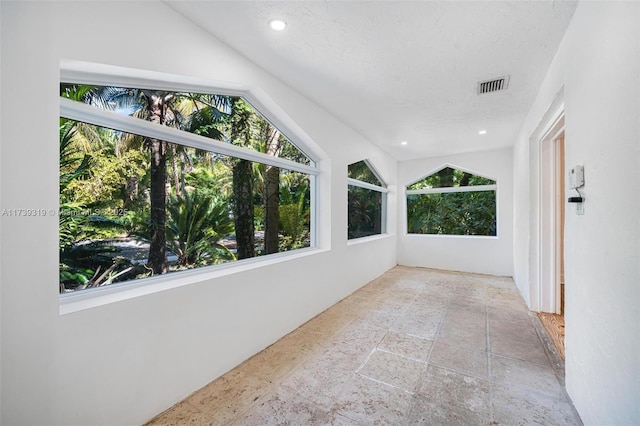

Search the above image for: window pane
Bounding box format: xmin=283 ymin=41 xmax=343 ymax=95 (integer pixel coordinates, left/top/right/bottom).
xmin=407 ymin=167 xmax=495 ymax=190
xmin=60 ymin=84 xmax=311 ymax=165
xmin=406 ymin=191 xmax=496 ymax=236
xmin=348 ymin=185 xmax=383 ymax=239
xmin=59 ymin=119 xmax=310 ymax=293
xmin=348 ymin=160 xmax=383 ymax=186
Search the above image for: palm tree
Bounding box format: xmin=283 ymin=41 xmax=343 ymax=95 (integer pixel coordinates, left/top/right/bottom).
xmin=262 ymin=124 xmax=283 ymax=254
xmin=67 ymin=85 xmax=231 ymax=274
xmin=166 ymin=190 xmax=235 ymax=267
xmin=230 ymin=97 xmax=256 ymax=259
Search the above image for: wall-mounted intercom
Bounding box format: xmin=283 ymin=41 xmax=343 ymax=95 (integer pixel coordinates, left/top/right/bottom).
xmin=568 ymin=165 xmax=585 ymax=215
xmin=569 ymin=165 xmax=584 ymax=189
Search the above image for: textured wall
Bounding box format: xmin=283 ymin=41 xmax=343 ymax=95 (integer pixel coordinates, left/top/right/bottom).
xmin=512 ymin=2 xmax=640 ymax=423
xmin=0 ymin=2 xmax=397 ymax=424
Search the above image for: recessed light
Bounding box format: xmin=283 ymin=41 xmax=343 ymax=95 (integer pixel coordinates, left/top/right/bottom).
xmin=478 ymin=130 xmax=487 ymax=135
xmin=269 ymin=19 xmax=287 ymax=31
xmin=400 ymin=141 xmax=408 ymax=146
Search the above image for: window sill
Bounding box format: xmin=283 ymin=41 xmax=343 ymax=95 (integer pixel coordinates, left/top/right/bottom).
xmin=59 ymin=247 xmax=327 ymax=315
xmin=347 ymin=233 xmax=393 ymax=246
xmin=404 ymin=233 xmax=499 ymax=240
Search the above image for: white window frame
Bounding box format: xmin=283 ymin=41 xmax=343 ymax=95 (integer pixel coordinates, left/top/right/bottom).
xmin=347 ymin=160 xmax=389 ymax=239
xmin=59 ymin=60 xmax=322 ymax=312
xmin=405 ymin=165 xmax=497 ymax=237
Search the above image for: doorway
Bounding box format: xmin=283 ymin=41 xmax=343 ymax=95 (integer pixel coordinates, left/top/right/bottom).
xmin=538 ymin=124 xmax=566 ymax=358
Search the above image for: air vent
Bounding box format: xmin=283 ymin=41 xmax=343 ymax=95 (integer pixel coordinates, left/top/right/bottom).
xmin=477 ymin=76 xmax=510 ymax=95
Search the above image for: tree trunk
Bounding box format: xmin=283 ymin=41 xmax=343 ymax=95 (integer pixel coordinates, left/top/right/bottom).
xmin=460 ymin=172 xmax=471 ymax=187
xmin=148 ymin=138 xmax=168 ymax=273
xmin=170 ymin=144 xmax=180 ymax=197
xmin=123 ymin=176 xmax=138 ymax=210
xmin=263 ymin=127 xmax=282 ymax=254
xmin=146 ymin=94 xmax=168 ymax=274
xmin=233 ymin=159 xmax=255 ymax=259
xmin=263 ymin=164 xmax=280 ymax=253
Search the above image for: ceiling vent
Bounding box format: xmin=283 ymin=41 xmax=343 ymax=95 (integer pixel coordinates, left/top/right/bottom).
xmin=477 ymin=76 xmax=510 ymax=95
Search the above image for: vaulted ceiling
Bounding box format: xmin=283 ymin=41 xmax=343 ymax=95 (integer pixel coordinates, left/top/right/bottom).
xmin=166 ymin=1 xmax=577 ymax=161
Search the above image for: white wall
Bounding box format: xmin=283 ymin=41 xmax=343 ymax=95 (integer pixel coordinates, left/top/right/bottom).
xmin=0 ymin=2 xmax=397 ymax=425
xmin=512 ymin=1 xmax=640 ymax=424
xmin=397 ymin=148 xmax=514 ymax=277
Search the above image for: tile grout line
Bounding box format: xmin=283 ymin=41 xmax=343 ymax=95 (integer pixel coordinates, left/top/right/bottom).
xmin=148 ymin=269 xmax=582 ymax=426
xmin=485 ymin=291 xmax=496 ymax=424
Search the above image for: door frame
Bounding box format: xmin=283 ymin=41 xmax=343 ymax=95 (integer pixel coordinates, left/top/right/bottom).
xmin=529 ymin=91 xmax=565 ymax=313
xmin=539 ymin=119 xmax=565 ymax=314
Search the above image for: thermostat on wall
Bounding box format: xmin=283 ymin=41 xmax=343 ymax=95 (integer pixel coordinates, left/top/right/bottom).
xmin=569 ymin=165 xmax=584 ymax=189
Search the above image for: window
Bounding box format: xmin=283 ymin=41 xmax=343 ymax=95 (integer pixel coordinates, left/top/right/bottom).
xmin=347 ymin=160 xmax=387 ymax=239
xmin=59 ymin=82 xmax=317 ymax=293
xmin=406 ymin=166 xmax=496 ymax=236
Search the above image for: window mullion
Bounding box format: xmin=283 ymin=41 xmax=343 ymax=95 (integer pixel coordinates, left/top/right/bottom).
xmin=347 ymin=178 xmax=389 ymax=193
xmin=406 ymin=184 xmax=496 ymax=195
xmin=60 ymin=97 xmax=318 ymax=176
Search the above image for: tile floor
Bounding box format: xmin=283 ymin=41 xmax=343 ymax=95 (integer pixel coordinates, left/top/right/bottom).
xmin=147 ymin=266 xmax=582 ymax=425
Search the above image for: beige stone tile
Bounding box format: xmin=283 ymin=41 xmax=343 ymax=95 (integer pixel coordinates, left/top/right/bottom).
xmin=357 ymin=349 xmax=425 ymax=392
xmin=492 ymin=384 xmax=582 ymax=426
xmin=352 ymin=301 xmax=406 ymax=329
xmin=408 ymin=365 xmax=491 ymax=426
xmin=329 ymin=413 xmax=364 ymax=425
xmin=491 ymin=355 xmax=563 ymax=398
xmin=333 ymin=374 xmax=413 ymax=425
xmin=186 ymin=368 xmax=272 ymax=424
xmin=278 ymin=327 xmax=328 ymax=354
xmin=377 ymin=330 xmax=433 ymax=361
xmin=437 ymin=321 xmax=488 ymax=351
xmin=486 ymin=289 xmax=529 ymax=311
xmin=340 ymin=292 xmax=385 ymax=309
xmin=482 ymin=275 xmax=516 ymax=289
xmin=391 ymin=304 xmax=444 ymax=340
xmin=233 ymin=386 xmax=333 ymax=425
xmin=447 ymin=296 xmax=487 ymax=316
xmin=146 ymin=267 xmax=580 ymax=425
xmin=145 ymin=400 xmax=211 ymax=426
xmin=442 ymin=309 xmax=486 ymax=330
xmin=429 ymin=341 xmax=489 ymax=378
xmin=411 ymin=292 xmax=450 ymax=309
xmin=279 ymin=358 xmax=352 ymax=409
xmin=449 ymin=286 xmax=486 ymax=301
xmin=384 ymin=292 xmax=419 ymax=306
xmin=491 ymin=335 xmax=552 ymax=367
xmin=404 ymin=303 xmax=447 ymax=323
xmin=238 ymin=328 xmax=326 ymax=383
xmin=487 ymin=305 xmax=532 ymax=323
xmin=326 ymin=322 xmax=387 ymax=356
xmin=387 ymin=277 xmax=428 ymax=292
xmin=308 ymin=344 xmax=369 ymax=374
xmin=300 ymin=308 xmax=353 ymax=338
xmin=489 ymin=316 xmax=539 ymax=343
xmin=391 ymin=315 xmax=441 ymax=340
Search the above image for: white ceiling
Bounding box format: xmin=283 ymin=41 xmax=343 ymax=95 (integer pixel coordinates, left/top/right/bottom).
xmin=166 ymin=1 xmax=577 ymax=161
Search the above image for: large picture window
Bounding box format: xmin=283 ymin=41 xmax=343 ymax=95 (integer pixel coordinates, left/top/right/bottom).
xmin=406 ymin=166 xmax=496 ymax=236
xmin=347 ymin=160 xmax=387 ymax=239
xmin=59 ymin=83 xmax=316 ymax=293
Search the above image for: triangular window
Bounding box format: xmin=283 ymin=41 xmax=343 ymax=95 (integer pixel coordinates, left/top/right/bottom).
xmin=407 ymin=166 xmax=495 ymax=190
xmin=348 ymin=160 xmax=385 ymax=187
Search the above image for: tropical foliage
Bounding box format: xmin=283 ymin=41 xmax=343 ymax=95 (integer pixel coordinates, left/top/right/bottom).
xmin=348 ymin=160 xmax=385 ymax=239
xmin=59 ymin=84 xmax=312 ymax=293
xmin=406 ymin=167 xmax=496 ymax=236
